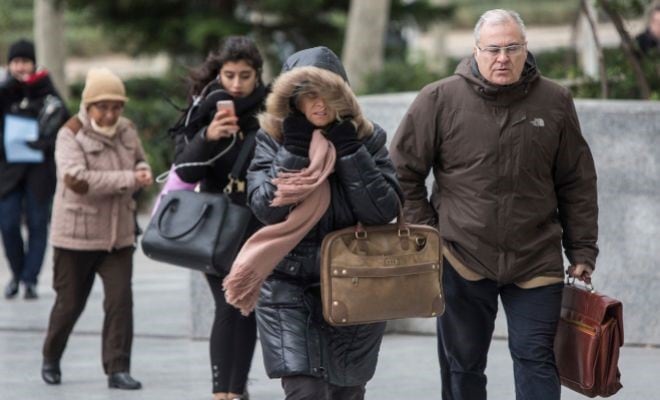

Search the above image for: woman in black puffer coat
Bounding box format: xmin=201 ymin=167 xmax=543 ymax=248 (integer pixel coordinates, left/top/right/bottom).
xmin=241 ymin=47 xmax=402 ymax=400
xmin=172 ymin=36 xmax=267 ymax=400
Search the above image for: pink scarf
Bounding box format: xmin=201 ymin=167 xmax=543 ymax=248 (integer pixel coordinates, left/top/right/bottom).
xmin=223 ymin=130 xmax=336 ymax=315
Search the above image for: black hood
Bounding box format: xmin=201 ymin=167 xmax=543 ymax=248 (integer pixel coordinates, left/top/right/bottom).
xmin=281 ymin=46 xmax=349 ymax=82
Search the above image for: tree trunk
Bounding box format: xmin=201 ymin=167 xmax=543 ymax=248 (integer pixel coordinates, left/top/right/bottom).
xmin=342 ymin=0 xmax=391 ymax=93
xmin=34 ymin=0 xmax=68 ymax=99
xmin=598 ymin=0 xmax=651 ymax=99
xmin=579 ymin=0 xmax=609 ymax=98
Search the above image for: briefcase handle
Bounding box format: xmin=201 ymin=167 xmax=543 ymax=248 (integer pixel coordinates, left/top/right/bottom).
xmin=565 ymin=266 xmax=595 ymax=293
xmin=157 ymin=199 xmax=212 ymax=240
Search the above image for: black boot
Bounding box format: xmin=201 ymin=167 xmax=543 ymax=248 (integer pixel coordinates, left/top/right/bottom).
xmin=41 ymin=359 xmax=61 ymax=385
xmin=108 ymin=372 xmax=142 ymax=390
xmin=4 ymin=280 xmax=19 ymax=299
xmin=24 ymin=283 xmax=38 ymax=299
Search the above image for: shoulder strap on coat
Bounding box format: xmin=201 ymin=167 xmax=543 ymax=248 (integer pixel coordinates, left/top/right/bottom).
xmin=63 ymin=116 xmax=83 ymax=134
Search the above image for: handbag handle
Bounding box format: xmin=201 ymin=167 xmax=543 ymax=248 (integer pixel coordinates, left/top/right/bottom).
xmin=157 ymin=199 xmax=212 ymax=240
xmin=354 ymin=203 xmax=412 ymax=251
xmin=355 ymin=203 xmax=408 ymax=238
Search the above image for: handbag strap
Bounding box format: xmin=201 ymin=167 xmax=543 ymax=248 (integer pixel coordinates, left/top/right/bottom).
xmin=224 ymin=131 xmax=256 ymax=194
xmin=155 ymin=133 xmax=237 ymax=183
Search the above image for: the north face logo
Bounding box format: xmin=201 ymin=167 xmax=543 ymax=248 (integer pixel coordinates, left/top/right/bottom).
xmin=530 ymin=118 xmax=545 ymax=127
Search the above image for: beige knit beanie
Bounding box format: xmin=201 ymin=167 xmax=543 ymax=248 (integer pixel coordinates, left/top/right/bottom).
xmin=81 ymin=67 xmax=128 ymax=106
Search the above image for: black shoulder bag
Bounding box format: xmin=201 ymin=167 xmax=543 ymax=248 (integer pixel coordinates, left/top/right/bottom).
xmin=141 ymin=132 xmax=256 ymax=276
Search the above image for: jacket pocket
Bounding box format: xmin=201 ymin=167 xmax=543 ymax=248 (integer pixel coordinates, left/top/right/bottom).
xmin=259 ymin=279 xmax=306 ymax=308
xmin=64 ymin=203 xmax=99 ymax=240
xmin=117 ymin=199 xmax=138 ymax=239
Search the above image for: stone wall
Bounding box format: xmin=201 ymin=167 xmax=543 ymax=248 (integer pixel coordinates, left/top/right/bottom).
xmin=191 ymin=94 xmax=660 ymax=345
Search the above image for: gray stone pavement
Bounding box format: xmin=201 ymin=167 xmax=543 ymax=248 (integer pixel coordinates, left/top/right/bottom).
xmin=0 ymin=216 xmax=658 ymax=399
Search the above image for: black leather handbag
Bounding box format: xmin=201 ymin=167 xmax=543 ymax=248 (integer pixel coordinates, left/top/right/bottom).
xmin=142 ymin=190 xmax=251 ymax=275
xmin=141 ymin=131 xmax=255 ymax=275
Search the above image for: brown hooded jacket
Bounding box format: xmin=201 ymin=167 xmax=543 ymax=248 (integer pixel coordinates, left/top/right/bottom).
xmin=390 ymin=56 xmax=598 ymax=285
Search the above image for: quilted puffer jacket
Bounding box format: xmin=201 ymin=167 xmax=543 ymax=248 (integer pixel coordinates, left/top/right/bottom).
xmin=247 ymin=47 xmax=402 ymax=386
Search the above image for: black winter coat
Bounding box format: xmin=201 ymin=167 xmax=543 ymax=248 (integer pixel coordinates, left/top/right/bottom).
xmin=173 ymin=83 xmax=267 ymax=240
xmin=0 ymin=72 xmax=69 ymax=201
xmin=248 ymin=124 xmax=402 ymax=386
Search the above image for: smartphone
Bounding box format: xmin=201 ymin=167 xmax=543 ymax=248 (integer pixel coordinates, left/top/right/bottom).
xmin=216 ymin=100 xmax=235 ymax=116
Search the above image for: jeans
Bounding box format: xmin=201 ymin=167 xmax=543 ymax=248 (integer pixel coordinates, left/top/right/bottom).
xmin=0 ymin=186 xmax=51 ymax=285
xmin=437 ymin=258 xmax=563 ymax=400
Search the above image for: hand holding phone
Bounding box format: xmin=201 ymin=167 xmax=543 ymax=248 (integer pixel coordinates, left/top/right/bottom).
xmin=206 ymin=100 xmax=239 ymax=140
xmin=216 ymin=100 xmax=235 ymax=116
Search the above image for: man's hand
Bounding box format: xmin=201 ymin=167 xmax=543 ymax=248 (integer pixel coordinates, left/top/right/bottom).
xmin=568 ymin=263 xmax=593 ymax=284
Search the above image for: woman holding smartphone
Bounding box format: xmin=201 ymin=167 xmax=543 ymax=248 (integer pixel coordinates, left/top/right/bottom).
xmin=172 ymin=36 xmax=267 ymax=400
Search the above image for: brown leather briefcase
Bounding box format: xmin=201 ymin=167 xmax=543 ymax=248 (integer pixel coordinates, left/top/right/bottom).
xmin=320 ymin=210 xmax=444 ymax=326
xmin=554 ymin=280 xmax=623 ymax=397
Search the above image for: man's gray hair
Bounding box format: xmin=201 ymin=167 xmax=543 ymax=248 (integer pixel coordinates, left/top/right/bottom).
xmin=474 ymin=9 xmax=527 ymax=44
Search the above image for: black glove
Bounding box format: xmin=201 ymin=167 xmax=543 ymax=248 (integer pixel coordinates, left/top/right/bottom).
xmin=327 ymin=119 xmax=360 ymax=156
xmin=282 ymin=112 xmax=315 ymax=156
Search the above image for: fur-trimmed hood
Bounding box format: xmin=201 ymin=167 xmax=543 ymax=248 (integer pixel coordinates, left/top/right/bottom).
xmin=259 ymin=48 xmax=373 ymax=142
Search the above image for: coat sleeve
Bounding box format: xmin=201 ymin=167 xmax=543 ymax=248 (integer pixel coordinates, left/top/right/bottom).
xmin=334 ymin=125 xmax=402 ymax=225
xmin=554 ymin=90 xmax=599 ymax=269
xmin=33 ymin=85 xmax=70 ymax=153
xmin=55 ymin=128 xmax=136 ymax=196
xmin=389 ymin=84 xmax=442 ymax=225
xmin=246 ymin=130 xmax=310 ymax=225
xmin=172 ymin=126 xmax=233 ymax=183
xmin=133 ymin=129 xmax=151 ymax=172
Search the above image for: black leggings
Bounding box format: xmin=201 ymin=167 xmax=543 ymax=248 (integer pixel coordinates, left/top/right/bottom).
xmin=205 ymin=273 xmax=257 ymax=394
xmin=281 ymin=375 xmax=366 ymax=400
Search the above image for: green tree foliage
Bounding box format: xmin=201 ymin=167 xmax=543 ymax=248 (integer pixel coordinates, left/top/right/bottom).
xmin=64 ymin=0 xmax=452 ymax=63
xmin=597 ymin=0 xmax=650 ymax=16
xmin=66 ymin=0 xmax=250 ymax=57
xmin=0 ymin=0 xmax=34 ymax=57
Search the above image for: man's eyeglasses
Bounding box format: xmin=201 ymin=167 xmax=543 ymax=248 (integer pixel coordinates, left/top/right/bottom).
xmin=476 ymin=43 xmax=526 ymax=57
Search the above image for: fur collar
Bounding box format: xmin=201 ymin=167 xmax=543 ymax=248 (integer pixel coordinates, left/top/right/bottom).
xmin=258 ymin=66 xmax=373 ymax=141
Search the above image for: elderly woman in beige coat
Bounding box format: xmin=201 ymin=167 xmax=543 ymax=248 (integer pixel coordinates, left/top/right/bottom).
xmin=41 ymin=68 xmax=152 ymax=390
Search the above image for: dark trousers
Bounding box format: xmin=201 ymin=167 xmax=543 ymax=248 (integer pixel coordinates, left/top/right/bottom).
xmin=281 ymin=375 xmax=366 ymax=400
xmin=42 ymin=247 xmax=134 ymax=374
xmin=205 ymin=273 xmax=257 ymax=394
xmin=0 ymin=185 xmax=51 ymax=285
xmin=437 ymin=258 xmax=563 ymax=400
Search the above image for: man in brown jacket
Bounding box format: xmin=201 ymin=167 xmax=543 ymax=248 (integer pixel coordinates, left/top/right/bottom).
xmin=390 ymin=9 xmax=598 ymax=400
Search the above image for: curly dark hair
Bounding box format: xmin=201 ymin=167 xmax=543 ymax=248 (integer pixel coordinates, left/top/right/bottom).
xmin=187 ymin=36 xmax=264 ymax=97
